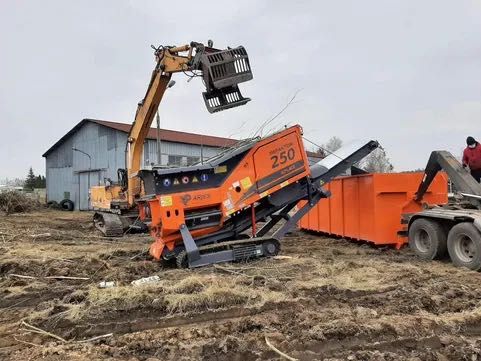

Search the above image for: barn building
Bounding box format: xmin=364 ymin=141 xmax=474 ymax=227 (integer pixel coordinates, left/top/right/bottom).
xmin=43 ymin=119 xmax=323 ymax=210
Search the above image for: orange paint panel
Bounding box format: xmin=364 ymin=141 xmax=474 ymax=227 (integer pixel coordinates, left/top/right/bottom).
xmin=342 ymin=177 xmax=360 ymax=240
xmin=329 ymin=181 xmax=344 ymax=237
xmin=306 ymin=197 xmax=318 ymax=231
xmin=252 ymin=130 xmax=307 ymax=183
xmin=317 ymin=183 xmax=331 ymax=232
xmin=358 ymin=175 xmax=375 ymax=241
xmin=299 ymin=172 xmax=448 ymax=247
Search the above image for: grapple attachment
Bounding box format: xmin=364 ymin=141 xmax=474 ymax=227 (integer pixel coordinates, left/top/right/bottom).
xmin=200 ymin=46 xmax=253 ymax=113
xmin=203 ymin=85 xmax=250 ymax=113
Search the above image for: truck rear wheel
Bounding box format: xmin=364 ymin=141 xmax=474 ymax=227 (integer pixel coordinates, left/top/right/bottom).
xmin=447 ymin=222 xmax=481 ymax=271
xmin=408 ymin=218 xmax=447 ymax=260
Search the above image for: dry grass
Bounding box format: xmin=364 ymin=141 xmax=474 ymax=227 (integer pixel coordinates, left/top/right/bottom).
xmin=164 ymin=284 xmax=249 ymax=313
xmin=169 ymin=276 xmax=205 ymax=294
xmin=0 ymin=191 xmax=41 ymax=215
xmin=60 ymin=274 xmax=286 ymax=321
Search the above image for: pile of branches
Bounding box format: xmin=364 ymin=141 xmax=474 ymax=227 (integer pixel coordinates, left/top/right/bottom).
xmin=0 ymin=191 xmax=41 ymax=215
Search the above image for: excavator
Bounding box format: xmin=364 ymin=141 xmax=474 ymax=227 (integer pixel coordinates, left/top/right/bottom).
xmin=137 ymin=128 xmax=379 ymax=268
xmin=90 ymin=40 xmax=253 ymax=236
xmin=405 ymin=151 xmax=481 ymax=271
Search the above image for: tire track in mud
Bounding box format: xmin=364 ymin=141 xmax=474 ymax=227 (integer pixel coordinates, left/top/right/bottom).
xmin=40 ymin=284 xmax=441 ymax=339
xmin=290 ymin=334 xmax=444 ymax=360
xmin=291 ymin=320 xmax=481 ymax=360
xmin=40 ymin=300 xmax=296 ymax=339
xmin=0 ymin=288 xmax=73 ymax=309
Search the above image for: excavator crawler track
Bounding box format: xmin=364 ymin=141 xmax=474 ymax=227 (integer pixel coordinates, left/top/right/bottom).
xmin=93 ymin=212 xmax=124 ymax=237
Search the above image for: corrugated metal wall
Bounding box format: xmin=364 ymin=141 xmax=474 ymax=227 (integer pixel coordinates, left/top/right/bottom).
xmin=143 ymin=139 xmax=220 ymax=167
xmin=45 ymin=122 xmax=226 ymax=210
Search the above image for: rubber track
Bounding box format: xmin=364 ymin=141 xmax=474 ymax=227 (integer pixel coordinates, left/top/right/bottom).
xmin=95 ymin=212 xmax=124 ymax=237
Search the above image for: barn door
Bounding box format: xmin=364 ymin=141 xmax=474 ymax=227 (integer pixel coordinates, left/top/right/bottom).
xmin=79 ymin=171 xmax=100 ymax=210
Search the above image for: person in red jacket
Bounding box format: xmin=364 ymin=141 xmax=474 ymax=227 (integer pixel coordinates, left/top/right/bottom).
xmin=463 ymin=136 xmax=481 ymax=182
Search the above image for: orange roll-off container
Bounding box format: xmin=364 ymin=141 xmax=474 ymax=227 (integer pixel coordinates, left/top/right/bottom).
xmin=298 ymin=172 xmax=448 ymax=248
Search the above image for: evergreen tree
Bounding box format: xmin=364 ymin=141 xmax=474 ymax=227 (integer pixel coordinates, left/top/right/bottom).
xmin=34 ymin=175 xmax=46 ymax=188
xmin=24 ymin=167 xmax=36 ymax=190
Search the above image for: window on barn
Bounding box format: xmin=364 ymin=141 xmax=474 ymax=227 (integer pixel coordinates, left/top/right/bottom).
xmin=168 ymin=155 xmax=201 ymax=167
xmin=168 ymin=155 xmax=183 ymax=166
xmin=186 ymin=156 xmax=200 ymax=165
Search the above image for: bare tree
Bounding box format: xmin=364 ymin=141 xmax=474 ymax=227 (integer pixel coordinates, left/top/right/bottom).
xmin=317 ymin=136 xmax=343 ymax=155
xmin=362 ymin=148 xmax=394 ymax=173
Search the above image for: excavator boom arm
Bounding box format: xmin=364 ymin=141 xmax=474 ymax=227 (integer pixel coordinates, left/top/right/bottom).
xmin=125 ymin=42 xmax=253 ymax=205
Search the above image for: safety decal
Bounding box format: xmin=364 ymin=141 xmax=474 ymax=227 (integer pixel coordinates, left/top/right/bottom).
xmin=173 ymin=178 xmax=180 ymax=185
xmin=223 ymin=198 xmax=234 ymax=210
xmin=200 ymin=174 xmax=209 ymax=182
xmin=192 ymin=176 xmax=199 ymax=183
xmin=260 ymin=191 xmax=269 ymax=198
xmin=163 ymin=179 xmax=171 ymax=187
xmin=232 ymin=180 xmax=240 ymax=189
xmin=240 ymin=176 xmax=252 ymax=190
xmin=214 ymin=165 xmax=227 ymax=174
xmin=182 ymin=176 xmax=189 ymax=184
xmin=160 ymin=196 xmax=173 ymax=207
xmin=280 ymin=180 xmax=289 ymax=188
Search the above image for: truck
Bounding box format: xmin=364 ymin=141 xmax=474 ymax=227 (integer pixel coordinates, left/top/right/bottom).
xmin=407 ymin=151 xmax=481 ymax=271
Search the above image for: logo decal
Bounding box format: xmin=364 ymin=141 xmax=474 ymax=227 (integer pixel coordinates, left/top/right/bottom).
xmin=193 ymin=194 xmax=210 ymax=202
xmin=200 ymin=174 xmax=209 ymax=182
xmin=180 ymin=194 xmax=192 ymax=205
xmin=163 ymin=178 xmax=171 ymax=187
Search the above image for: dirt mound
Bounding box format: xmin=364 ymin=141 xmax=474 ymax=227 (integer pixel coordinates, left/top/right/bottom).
xmin=2 ymin=210 xmax=481 ymax=360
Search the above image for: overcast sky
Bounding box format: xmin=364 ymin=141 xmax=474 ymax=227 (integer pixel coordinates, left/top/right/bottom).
xmin=1 ymin=0 xmax=480 ymax=179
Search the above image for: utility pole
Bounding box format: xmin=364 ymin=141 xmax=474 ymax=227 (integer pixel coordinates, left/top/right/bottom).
xmin=155 ymin=80 xmax=176 ymax=167
xmin=156 ymin=111 xmax=162 ymax=166
xmin=200 ymin=135 xmax=204 ymax=164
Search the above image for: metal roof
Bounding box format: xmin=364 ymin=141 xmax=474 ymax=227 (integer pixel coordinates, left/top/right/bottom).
xmin=42 ymin=118 xmax=238 ymax=157
xmin=42 ymin=118 xmax=324 ymax=159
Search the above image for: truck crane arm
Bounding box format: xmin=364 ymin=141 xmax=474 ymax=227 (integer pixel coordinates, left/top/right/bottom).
xmin=414 ymin=151 xmax=481 ymax=208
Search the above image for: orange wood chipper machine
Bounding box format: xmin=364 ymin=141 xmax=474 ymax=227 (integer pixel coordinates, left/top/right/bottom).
xmin=137 ymin=126 xmax=379 ymax=268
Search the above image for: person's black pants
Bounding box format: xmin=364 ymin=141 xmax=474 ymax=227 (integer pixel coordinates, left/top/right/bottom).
xmin=471 ymin=168 xmax=481 ymax=182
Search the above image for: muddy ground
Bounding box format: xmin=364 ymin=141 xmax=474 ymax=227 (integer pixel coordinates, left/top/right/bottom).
xmin=1 ymin=210 xmax=480 ymax=360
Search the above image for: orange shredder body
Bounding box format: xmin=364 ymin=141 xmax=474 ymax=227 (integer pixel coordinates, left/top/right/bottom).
xmin=298 ymin=172 xmax=448 ymax=248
